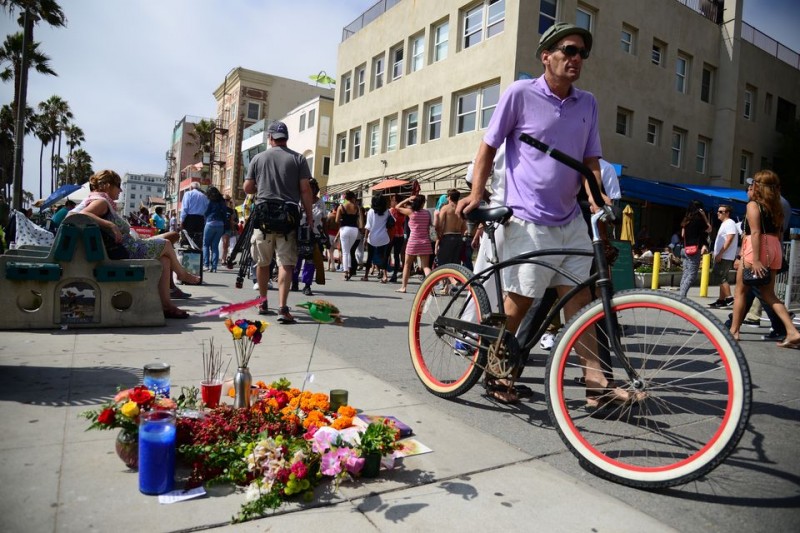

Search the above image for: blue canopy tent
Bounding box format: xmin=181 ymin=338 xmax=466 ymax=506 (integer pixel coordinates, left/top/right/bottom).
xmin=39 ymin=184 xmax=82 ymax=210
xmin=619 ymin=175 xmax=800 ymax=228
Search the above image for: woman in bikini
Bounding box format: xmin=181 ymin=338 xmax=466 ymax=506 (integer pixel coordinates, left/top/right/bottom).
xmin=69 ymin=170 xmax=200 ymax=319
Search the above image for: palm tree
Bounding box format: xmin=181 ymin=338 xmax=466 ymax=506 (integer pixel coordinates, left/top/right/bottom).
xmin=54 ymin=108 xmax=72 ymax=186
xmin=0 ymin=102 xmax=34 ymax=198
xmin=31 ymin=111 xmax=52 ymax=198
xmin=38 ymin=95 xmax=69 ymax=193
xmin=188 ymin=118 xmax=215 ymax=179
xmin=68 ymin=148 xmax=92 ymax=185
xmin=64 ymin=123 xmax=84 ymax=180
xmin=0 ymin=32 xmax=57 ymax=116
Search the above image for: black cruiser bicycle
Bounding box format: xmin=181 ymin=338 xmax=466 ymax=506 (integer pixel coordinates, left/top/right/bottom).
xmin=407 ymin=134 xmax=751 ymax=488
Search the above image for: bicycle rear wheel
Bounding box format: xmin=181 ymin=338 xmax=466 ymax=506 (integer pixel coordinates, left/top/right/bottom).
xmin=409 ymin=264 xmax=490 ymax=398
xmin=545 ymin=289 xmax=751 ymax=488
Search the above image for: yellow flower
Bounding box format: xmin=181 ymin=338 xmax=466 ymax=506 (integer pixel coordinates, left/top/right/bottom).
xmin=120 ymin=401 xmax=139 ymax=418
xmin=232 ymin=326 xmax=243 ymax=339
xmin=259 ymin=322 xmax=269 ymax=333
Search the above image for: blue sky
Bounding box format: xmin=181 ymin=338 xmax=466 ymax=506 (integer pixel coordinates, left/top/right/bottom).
xmin=1 ymin=0 xmax=798 ymax=199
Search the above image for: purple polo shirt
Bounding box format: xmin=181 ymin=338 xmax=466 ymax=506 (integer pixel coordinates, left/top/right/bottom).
xmin=483 ymin=76 xmax=602 ymax=226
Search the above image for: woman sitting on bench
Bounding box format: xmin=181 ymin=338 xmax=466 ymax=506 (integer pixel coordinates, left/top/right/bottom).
xmin=69 ymin=170 xmax=200 ymax=319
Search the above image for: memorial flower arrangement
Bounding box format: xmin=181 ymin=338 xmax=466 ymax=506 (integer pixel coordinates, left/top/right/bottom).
xmin=225 ymin=317 xmax=268 ymax=368
xmin=81 ymin=385 xmax=176 ymax=435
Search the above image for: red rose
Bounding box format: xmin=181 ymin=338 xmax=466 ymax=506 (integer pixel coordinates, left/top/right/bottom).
xmin=129 ymin=386 xmax=154 ymax=405
xmin=97 ymin=408 xmax=116 ymax=426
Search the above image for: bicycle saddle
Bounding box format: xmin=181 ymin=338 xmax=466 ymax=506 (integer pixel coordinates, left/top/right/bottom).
xmin=465 ymin=205 xmax=513 ymax=225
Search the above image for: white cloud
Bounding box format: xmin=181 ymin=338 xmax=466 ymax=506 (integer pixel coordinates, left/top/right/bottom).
xmin=1 ymin=0 xmax=375 ymax=198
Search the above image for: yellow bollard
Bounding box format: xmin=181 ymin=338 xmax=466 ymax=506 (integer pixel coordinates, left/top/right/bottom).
xmin=699 ymin=253 xmax=711 ymax=297
xmin=651 ymin=252 xmax=661 ymax=290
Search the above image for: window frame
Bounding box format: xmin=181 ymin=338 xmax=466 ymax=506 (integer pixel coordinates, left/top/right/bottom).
xmin=676 ymin=54 xmax=689 ymax=94
xmin=342 ymin=74 xmax=352 ymax=104
xmin=480 ymin=82 xmax=500 ymax=128
xmin=743 ymin=87 xmax=754 ymax=120
xmin=615 ymin=108 xmax=632 ymax=136
xmin=486 ymin=0 xmax=505 ymax=39
xmin=620 ymin=25 xmax=635 ymax=55
xmin=368 ymin=121 xmax=380 ymax=157
xmin=739 ymin=152 xmax=751 ymax=185
xmin=463 ymin=3 xmax=483 ymax=49
xmin=405 ymin=108 xmax=419 ymax=147
xmin=390 ymin=44 xmax=404 ymax=80
xmin=646 ymin=118 xmax=661 ymax=146
xmin=433 ymin=19 xmax=449 ymax=62
xmin=538 ymin=0 xmax=557 ymax=35
xmin=701 ymin=66 xmax=713 ymax=103
xmin=337 ymin=134 xmax=347 ymax=164
xmin=385 ymin=116 xmax=399 ymax=152
xmin=308 ymin=109 xmax=316 ymax=128
xmin=696 ymin=137 xmax=709 ymax=174
xmin=246 ymin=102 xmax=260 ymax=120
xmin=299 ymin=113 xmax=306 ymax=132
xmin=427 ymin=101 xmax=443 ymax=141
xmin=350 ymin=128 xmax=361 ymax=161
xmin=671 ymin=129 xmax=685 ymax=168
xmin=372 ymin=54 xmax=385 ymax=90
xmin=356 ymin=65 xmax=366 ymax=97
xmin=576 ymin=5 xmax=593 ymax=32
xmin=411 ymin=33 xmax=425 ymax=72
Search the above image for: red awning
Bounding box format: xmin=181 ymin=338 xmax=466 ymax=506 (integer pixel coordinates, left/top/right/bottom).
xmin=371 ymin=179 xmax=410 ymax=191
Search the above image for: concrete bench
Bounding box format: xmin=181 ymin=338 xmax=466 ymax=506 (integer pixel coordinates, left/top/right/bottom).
xmin=0 ymin=214 xmax=165 ymax=329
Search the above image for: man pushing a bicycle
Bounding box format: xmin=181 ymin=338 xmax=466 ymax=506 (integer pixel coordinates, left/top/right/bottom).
xmin=457 ymin=22 xmax=625 ymax=407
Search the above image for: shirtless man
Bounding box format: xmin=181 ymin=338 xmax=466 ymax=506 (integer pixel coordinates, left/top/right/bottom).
xmin=435 ymin=189 xmax=467 ymax=267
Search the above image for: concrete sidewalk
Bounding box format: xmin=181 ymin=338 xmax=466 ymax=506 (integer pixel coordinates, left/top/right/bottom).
xmin=0 ymin=280 xmax=678 ymax=533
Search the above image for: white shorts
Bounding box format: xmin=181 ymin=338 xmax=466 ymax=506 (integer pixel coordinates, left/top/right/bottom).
xmin=501 ymin=216 xmax=592 ymax=299
xmin=251 ymin=230 xmax=298 ymax=268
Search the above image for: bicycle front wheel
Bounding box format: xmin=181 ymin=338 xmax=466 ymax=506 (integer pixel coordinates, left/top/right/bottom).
xmin=545 ymin=289 xmax=751 ymax=488
xmin=409 ymin=264 xmax=490 ymax=398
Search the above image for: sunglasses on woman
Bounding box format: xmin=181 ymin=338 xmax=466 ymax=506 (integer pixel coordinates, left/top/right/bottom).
xmin=552 ymin=45 xmax=590 ymax=59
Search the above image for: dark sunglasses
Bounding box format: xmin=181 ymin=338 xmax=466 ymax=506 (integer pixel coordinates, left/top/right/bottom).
xmin=552 ymin=45 xmax=590 ymax=59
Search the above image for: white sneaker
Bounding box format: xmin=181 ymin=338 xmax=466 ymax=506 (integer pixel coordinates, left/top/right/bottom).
xmin=540 ymin=332 xmax=555 ymax=351
xmin=252 ymin=282 xmax=259 ymax=291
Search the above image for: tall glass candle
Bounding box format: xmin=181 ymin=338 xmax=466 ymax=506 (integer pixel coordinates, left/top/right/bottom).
xmin=138 ymin=410 xmax=176 ymax=495
xmin=143 ymin=363 xmax=170 ymax=397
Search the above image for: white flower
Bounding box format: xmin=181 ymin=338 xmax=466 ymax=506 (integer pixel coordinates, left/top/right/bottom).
xmin=245 ymin=482 xmax=263 ymax=502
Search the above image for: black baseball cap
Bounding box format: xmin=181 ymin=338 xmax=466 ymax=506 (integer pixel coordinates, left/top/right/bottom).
xmin=537 ymin=22 xmax=593 ymax=59
xmin=268 ymin=121 xmax=288 ymax=140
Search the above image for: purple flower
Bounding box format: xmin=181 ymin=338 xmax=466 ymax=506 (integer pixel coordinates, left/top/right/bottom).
xmin=320 ymin=450 xmax=343 ymax=476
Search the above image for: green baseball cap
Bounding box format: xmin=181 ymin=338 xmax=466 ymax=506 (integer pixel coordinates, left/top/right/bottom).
xmin=536 ymin=22 xmax=593 ymax=59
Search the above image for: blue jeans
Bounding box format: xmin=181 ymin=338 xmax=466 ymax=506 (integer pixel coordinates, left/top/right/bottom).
xmin=203 ymin=223 xmax=225 ymax=270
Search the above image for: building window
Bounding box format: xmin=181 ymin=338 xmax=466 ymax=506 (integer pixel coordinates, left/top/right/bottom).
xmin=696 ymin=138 xmax=709 ymax=174
xmin=225 ymin=168 xmax=232 ymax=190
xmin=671 ymin=129 xmax=685 ymax=168
xmin=463 ymin=0 xmax=504 ymax=49
xmin=652 ymin=40 xmax=664 ymax=66
xmin=701 ymin=66 xmax=713 ymax=103
xmin=337 ymin=134 xmax=346 ymax=164
xmin=368 ymin=122 xmax=380 ymax=157
xmin=739 ymin=152 xmax=751 ymax=184
xmin=776 ymin=97 xmax=796 ymax=133
xmin=616 ymin=108 xmax=632 ymax=136
xmin=433 ymin=20 xmax=449 ymax=62
xmin=308 ymin=109 xmax=316 ymax=128
xmin=351 ymin=128 xmax=361 ymax=161
xmin=356 ymin=65 xmax=366 ymax=97
xmin=764 ymin=92 xmax=773 ymax=115
xmin=457 ymin=91 xmax=478 ymax=133
xmin=372 ymin=54 xmax=384 ymax=90
xmin=246 ymin=102 xmax=260 ymax=120
xmin=228 ymin=137 xmax=233 ymax=155
xmin=676 ymin=54 xmax=689 ymax=94
xmin=130 ymin=193 xmax=136 ymax=200
xmin=391 ymin=44 xmax=404 ymax=80
xmin=411 ymin=33 xmax=424 ymax=72
xmin=480 ymin=83 xmax=500 ymax=127
xmin=539 ymin=0 xmax=557 ymax=35
xmin=463 ymin=4 xmax=483 ymax=49
xmin=322 ymin=156 xmax=330 ymax=176
xmin=743 ymin=86 xmax=755 ymax=120
xmin=386 ymin=116 xmax=398 ymax=152
xmin=342 ymin=74 xmax=352 ymax=104
xmin=405 ymin=108 xmax=418 ymax=147
xmin=427 ymin=101 xmax=442 ymax=141
xmin=646 ymin=118 xmax=661 ymax=145
xmin=576 ymin=5 xmax=593 ymax=31
xmin=621 ymin=24 xmax=636 ymax=55
xmin=299 ymin=113 xmax=306 ymax=132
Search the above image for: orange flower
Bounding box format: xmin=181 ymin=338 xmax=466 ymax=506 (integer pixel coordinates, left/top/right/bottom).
xmin=338 ymin=406 xmax=356 ymax=419
xmin=282 ymin=413 xmax=300 ymax=426
xmin=332 ymin=416 xmax=353 ymax=430
xmin=224 ymin=318 xmax=234 ymax=331
xmin=246 ymin=324 xmax=257 ymax=338
xmin=302 ymin=410 xmax=328 ymax=429
xmin=227 ymin=386 xmax=236 ymax=398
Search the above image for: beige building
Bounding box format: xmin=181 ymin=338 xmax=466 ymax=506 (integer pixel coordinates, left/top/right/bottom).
xmin=329 ymin=0 xmax=799 ymax=205
xmin=212 ymin=67 xmax=334 ymax=202
xmin=241 ymin=95 xmax=335 ymax=190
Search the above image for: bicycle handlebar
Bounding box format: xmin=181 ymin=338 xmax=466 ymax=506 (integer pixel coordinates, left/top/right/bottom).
xmin=518 ymin=133 xmax=614 ymax=221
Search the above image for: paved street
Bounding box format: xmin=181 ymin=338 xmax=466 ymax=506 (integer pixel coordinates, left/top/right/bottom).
xmin=0 ymin=265 xmax=798 ymax=532
xmin=210 ymin=266 xmax=800 ymax=533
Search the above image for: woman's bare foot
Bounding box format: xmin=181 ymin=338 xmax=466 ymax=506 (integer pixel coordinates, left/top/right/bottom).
xmin=395 ymin=287 xmax=407 ymax=293
xmin=177 ymin=270 xmax=200 ymax=284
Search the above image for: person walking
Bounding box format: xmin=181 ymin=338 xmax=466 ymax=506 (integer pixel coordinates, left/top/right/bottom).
xmin=456 ymin=22 xmax=619 ymax=406
xmin=244 ymin=120 xmax=314 ymax=324
xmin=362 ymin=194 xmax=391 ymax=283
xmin=435 ymin=189 xmax=467 ymax=267
xmin=292 ymin=178 xmax=327 ymax=295
xmin=678 ymin=200 xmax=712 ymax=298
xmin=730 ymin=170 xmax=800 ymax=347
xmin=202 ymin=186 xmax=227 ymax=272
xmin=394 ymin=195 xmax=432 ymax=293
xmin=387 ymin=194 xmax=406 ymax=283
xmin=151 ymin=206 xmax=167 ymax=234
xmin=220 ymin=194 xmax=239 ymax=268
xmin=335 ymin=190 xmax=363 ymax=281
xmin=708 ymin=204 xmax=738 ymax=308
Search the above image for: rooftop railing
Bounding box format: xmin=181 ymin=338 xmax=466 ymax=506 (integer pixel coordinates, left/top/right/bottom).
xmin=741 ymin=21 xmax=799 ymax=70
xmin=674 ymin=0 xmax=723 ymax=24
xmin=342 ymin=0 xmax=401 ymax=41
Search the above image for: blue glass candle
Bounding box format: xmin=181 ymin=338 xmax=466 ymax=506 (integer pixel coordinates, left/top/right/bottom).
xmin=143 ymin=363 xmax=170 ymax=397
xmin=138 ymin=410 xmax=176 ymax=495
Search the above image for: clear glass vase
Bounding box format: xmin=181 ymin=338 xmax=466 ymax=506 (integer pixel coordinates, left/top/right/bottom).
xmin=234 ymin=367 xmax=252 ymax=408
xmin=115 ymin=429 xmax=138 ymax=470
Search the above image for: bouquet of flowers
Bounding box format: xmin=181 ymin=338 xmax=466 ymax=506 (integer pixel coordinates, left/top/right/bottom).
xmin=225 ymin=318 xmax=268 ymax=367
xmin=81 ymin=385 xmax=176 ymax=435
xmin=358 ymin=418 xmax=402 ymax=456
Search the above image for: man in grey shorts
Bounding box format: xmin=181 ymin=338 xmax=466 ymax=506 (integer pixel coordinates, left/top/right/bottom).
xmin=458 ymin=23 xmax=618 ymax=406
xmin=244 ymin=121 xmax=314 ymax=324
